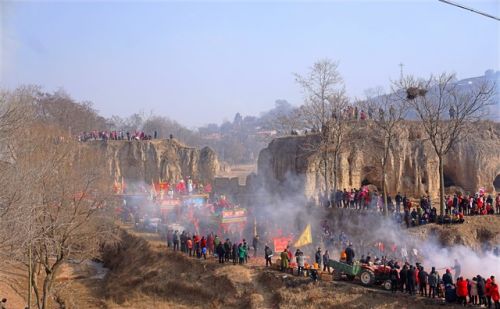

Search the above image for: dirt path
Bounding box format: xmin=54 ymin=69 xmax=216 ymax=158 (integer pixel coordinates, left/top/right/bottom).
xmin=248 ymin=270 xmax=276 ymax=309
xmin=0 ymin=261 xmax=29 ymax=309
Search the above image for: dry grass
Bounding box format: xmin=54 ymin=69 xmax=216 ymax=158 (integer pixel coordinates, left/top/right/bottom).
xmin=409 ymin=215 xmax=500 ymax=249
xmin=95 ymin=228 xmax=474 ymax=309
xmin=51 ymin=220 xmax=500 ymax=308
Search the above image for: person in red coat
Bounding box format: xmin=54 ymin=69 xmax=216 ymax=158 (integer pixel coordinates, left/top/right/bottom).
xmin=207 ymin=233 xmax=214 ymax=256
xmin=456 ymin=277 xmax=468 ymax=306
xmin=490 ymin=278 xmax=499 ymax=309
xmin=486 ymin=277 xmax=494 ymax=308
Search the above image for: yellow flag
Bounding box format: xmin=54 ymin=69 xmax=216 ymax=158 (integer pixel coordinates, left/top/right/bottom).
xmin=294 ymin=224 xmax=312 ymax=247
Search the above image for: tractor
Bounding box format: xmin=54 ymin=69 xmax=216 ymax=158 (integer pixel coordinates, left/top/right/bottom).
xmin=328 ymin=259 xmax=393 ymax=290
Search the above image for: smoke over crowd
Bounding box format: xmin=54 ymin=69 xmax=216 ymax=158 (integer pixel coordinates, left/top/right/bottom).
xmin=249 ymin=175 xmax=500 ymax=279
xmin=124 ymin=169 xmax=499 ymax=281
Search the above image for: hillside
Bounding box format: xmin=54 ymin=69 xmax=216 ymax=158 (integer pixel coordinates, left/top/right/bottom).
xmin=408 ymin=215 xmax=500 ymax=249
xmin=95 ymin=229 xmax=450 ymax=309
xmin=56 ymin=223 xmax=500 ymax=309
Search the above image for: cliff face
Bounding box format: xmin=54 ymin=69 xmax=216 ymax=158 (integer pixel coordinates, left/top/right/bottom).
xmin=90 ymin=140 xmax=219 ymax=184
xmin=258 ymin=122 xmax=500 ymax=198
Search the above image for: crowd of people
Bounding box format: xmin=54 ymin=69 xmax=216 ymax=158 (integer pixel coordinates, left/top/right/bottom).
xmin=386 ymin=261 xmax=499 ymax=308
xmin=159 ymin=223 xmax=500 ymax=308
xmin=389 ymin=261 xmax=499 ymax=308
xmin=445 ymin=192 xmax=500 ymax=216
xmin=164 ymin=229 xmax=261 ymax=266
xmin=275 ymin=239 xmax=499 ymax=308
xmin=316 ymin=187 xmax=500 ymax=228
xmin=288 ymin=105 xmax=397 ymax=136
xmin=128 ymin=176 xmax=500 ymax=308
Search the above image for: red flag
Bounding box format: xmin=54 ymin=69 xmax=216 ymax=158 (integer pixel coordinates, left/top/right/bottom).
xmin=273 ymin=237 xmax=291 ymax=253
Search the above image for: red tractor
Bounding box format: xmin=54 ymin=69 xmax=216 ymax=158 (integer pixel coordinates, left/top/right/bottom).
xmin=358 ymin=264 xmax=393 ymax=290
xmin=329 ymin=260 xmax=393 ymax=290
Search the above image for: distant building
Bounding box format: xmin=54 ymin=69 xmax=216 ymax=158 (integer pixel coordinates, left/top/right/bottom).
xmin=255 ymin=130 xmax=277 ymax=137
xmin=455 ymin=70 xmax=500 ymax=120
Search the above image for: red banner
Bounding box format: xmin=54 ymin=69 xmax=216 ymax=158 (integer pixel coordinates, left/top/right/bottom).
xmin=221 ymin=208 xmax=247 ymax=224
xmin=273 ymin=237 xmax=291 ymax=253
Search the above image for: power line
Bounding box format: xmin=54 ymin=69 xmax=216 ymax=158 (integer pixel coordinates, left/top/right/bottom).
xmin=438 ymin=0 xmax=500 ymax=21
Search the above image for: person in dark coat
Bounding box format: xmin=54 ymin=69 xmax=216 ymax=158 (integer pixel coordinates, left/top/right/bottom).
xmin=477 ymin=275 xmax=487 ymax=306
xmin=345 ymin=243 xmax=355 ymax=265
xmin=407 ymin=265 xmax=416 ymax=295
xmin=395 ymin=192 xmax=402 ymax=213
xmin=418 ymin=266 xmax=428 ymax=297
xmin=399 ymin=264 xmax=408 ymax=293
xmin=232 ymin=243 xmax=238 ymax=265
xmin=322 ymin=250 xmax=331 ymax=273
xmin=390 ymin=266 xmax=399 ymax=293
xmin=216 ymin=243 xmax=225 ymax=263
xmin=428 ymin=267 xmax=439 ymax=298
xmin=264 ymin=245 xmax=273 ymax=267
xmin=224 ymin=239 xmax=231 ymax=262
xmin=442 ymin=269 xmax=453 ymax=286
xmin=315 ymin=248 xmax=322 ymax=267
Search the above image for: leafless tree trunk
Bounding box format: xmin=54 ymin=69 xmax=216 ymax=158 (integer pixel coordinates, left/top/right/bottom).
xmin=294 ymin=59 xmax=348 ymax=196
xmin=361 ymin=89 xmax=408 ymax=215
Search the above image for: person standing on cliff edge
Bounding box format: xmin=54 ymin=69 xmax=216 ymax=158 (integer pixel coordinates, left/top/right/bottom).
xmin=496 ymin=193 xmax=500 ymax=215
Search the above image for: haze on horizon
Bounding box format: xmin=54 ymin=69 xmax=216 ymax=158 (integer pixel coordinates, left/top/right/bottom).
xmin=1 ymin=0 xmax=498 ymax=127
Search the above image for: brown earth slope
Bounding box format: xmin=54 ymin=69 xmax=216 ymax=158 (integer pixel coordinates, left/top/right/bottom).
xmin=5 ymin=216 xmax=499 ymax=308
xmin=91 ymin=228 xmax=465 ymax=309
xmin=408 ymin=215 xmax=500 ymax=249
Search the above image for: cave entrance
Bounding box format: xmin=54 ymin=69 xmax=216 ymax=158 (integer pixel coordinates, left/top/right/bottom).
xmin=494 ymin=174 xmax=500 ymax=191
xmin=361 ymin=178 xmax=371 ymax=186
xmin=443 ymin=173 xmax=456 ymax=187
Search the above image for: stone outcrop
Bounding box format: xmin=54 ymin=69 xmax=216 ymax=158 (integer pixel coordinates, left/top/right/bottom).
xmin=257 ymin=121 xmax=500 ymax=199
xmin=89 ymin=139 xmax=219 ymax=184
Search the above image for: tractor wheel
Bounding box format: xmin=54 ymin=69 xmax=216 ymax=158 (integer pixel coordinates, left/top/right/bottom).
xmin=383 ymin=279 xmax=392 ymax=291
xmin=333 ymin=271 xmax=342 ymax=281
xmin=359 ymin=270 xmax=375 ymax=286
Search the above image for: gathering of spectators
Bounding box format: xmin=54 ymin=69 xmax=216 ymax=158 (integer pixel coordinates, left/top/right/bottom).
xmin=164 ymin=230 xmax=255 ymax=266
xmin=316 ymin=186 xmax=500 ymax=229
xmin=78 ymin=130 xmax=162 ymax=142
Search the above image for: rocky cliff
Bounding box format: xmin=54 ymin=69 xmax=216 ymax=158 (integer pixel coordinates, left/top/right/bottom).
xmin=88 ymin=139 xmax=219 ymax=185
xmin=258 ymin=121 xmax=500 ymax=199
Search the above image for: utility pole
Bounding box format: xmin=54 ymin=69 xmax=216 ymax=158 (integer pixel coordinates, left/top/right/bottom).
xmin=399 ymin=63 xmax=404 ymax=80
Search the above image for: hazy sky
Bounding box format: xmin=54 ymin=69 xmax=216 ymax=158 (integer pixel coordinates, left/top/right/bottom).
xmin=1 ymin=1 xmax=498 ymax=127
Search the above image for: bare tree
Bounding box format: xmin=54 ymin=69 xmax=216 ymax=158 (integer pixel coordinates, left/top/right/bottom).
xmin=295 ymin=59 xmax=354 ymax=197
xmin=269 ymin=107 xmax=303 ymax=136
xmin=295 ymin=59 xmax=343 ymax=131
xmin=360 ymin=89 xmax=408 ymax=215
xmin=0 ymin=86 xmax=36 ymax=144
xmin=0 ymin=88 xmax=116 ymax=309
xmin=395 ymin=73 xmax=495 ymax=215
